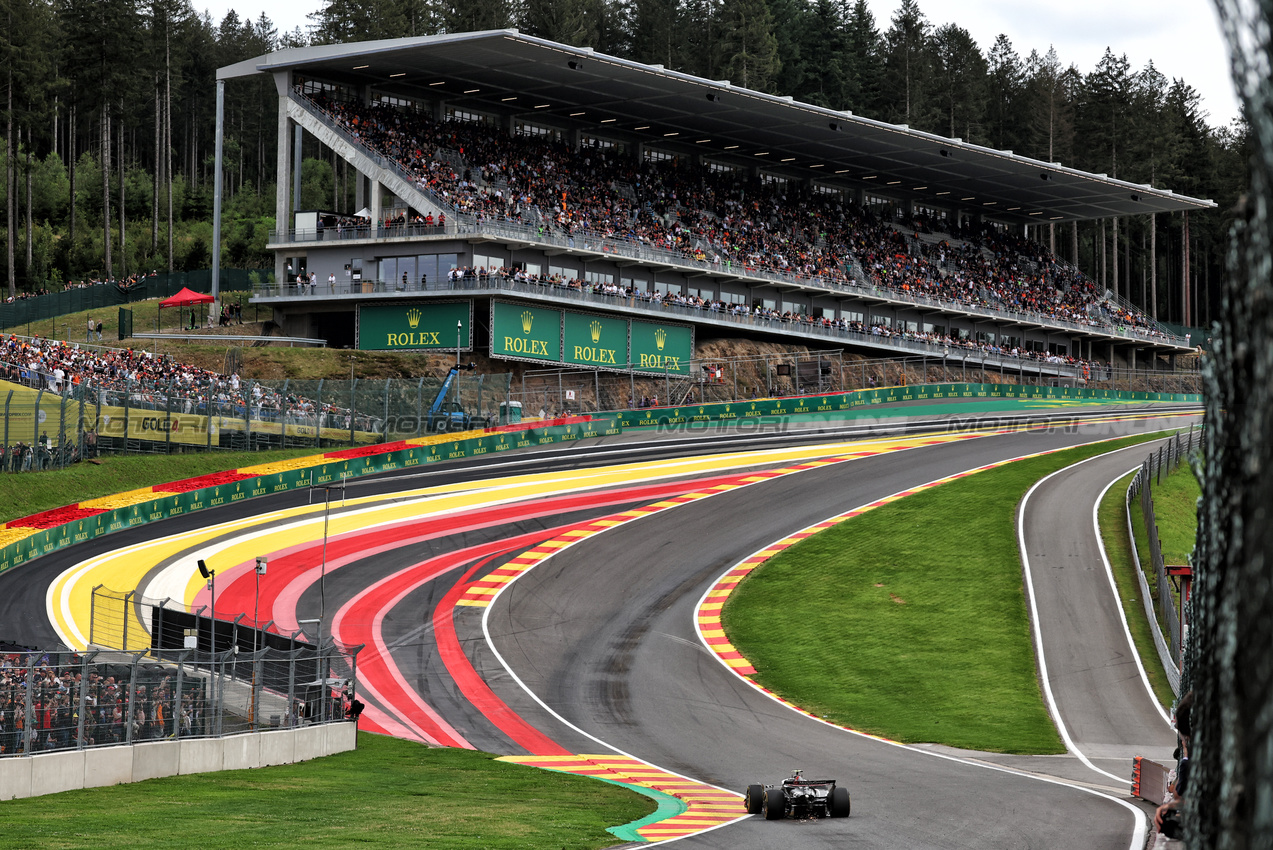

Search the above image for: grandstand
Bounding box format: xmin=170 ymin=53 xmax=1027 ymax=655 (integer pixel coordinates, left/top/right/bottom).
xmin=215 ymin=30 xmax=1213 ymax=380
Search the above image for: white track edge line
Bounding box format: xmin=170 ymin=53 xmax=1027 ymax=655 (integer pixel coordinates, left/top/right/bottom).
xmin=1092 ymin=468 xmax=1176 ymax=727
xmin=692 ymin=432 xmax=1197 ymax=850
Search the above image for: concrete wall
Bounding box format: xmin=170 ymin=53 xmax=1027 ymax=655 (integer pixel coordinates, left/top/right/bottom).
xmin=0 ymin=722 xmax=357 ymax=801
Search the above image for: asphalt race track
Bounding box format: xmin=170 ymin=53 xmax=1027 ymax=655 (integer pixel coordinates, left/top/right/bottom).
xmin=0 ymin=404 xmax=1197 ymax=848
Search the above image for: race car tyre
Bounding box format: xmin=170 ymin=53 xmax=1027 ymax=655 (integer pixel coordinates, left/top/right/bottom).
xmin=745 ymin=784 xmax=765 ymax=814
xmin=830 ymin=786 xmax=851 ymax=818
xmin=763 ymin=787 xmax=785 ymax=820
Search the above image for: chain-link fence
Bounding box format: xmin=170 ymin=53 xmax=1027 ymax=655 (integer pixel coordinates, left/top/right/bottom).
xmin=0 ymin=360 xmax=512 ymax=471
xmin=1127 ymin=426 xmax=1201 ymax=672
xmin=509 ymin=352 xmax=1204 ymax=418
xmin=0 ymin=640 xmax=356 ymax=758
xmin=0 ymin=270 xmax=266 ymax=332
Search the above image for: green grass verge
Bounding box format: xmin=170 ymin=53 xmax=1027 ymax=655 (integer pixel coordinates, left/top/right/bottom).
xmin=1097 ymin=471 xmax=1177 ymax=709
xmin=0 ymin=448 xmax=321 ymax=524
xmin=723 ymin=431 xmax=1171 ymax=754
xmin=0 ymin=733 xmax=652 ymax=849
xmin=1146 ymin=463 xmax=1201 ymax=566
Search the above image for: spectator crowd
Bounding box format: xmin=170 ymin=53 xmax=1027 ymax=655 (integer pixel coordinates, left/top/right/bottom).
xmin=0 ymin=334 xmax=382 ymax=469
xmin=0 ymin=651 xmax=206 ymax=755
xmin=303 ymin=88 xmax=1171 ymax=342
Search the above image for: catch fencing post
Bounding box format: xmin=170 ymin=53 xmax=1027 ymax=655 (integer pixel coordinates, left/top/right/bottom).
xmin=349 ymin=378 xmax=357 ymax=446
xmin=416 ymin=378 xmax=424 ymax=437
xmin=89 ymin=585 xmax=99 ymax=645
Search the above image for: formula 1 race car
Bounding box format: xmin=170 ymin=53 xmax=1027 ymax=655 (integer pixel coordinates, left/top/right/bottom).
xmin=744 ymin=770 xmax=851 ymax=820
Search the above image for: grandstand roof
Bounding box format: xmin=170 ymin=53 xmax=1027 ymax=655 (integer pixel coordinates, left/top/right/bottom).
xmin=219 ymin=30 xmax=1215 ymax=226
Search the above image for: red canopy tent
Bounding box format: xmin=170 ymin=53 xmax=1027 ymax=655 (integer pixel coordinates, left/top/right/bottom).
xmin=159 ymin=287 xmax=215 ymax=331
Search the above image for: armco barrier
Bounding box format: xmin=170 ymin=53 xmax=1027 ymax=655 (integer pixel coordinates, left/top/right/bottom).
xmin=0 ymin=723 xmax=356 ymax=800
xmin=613 ymin=382 xmax=1200 ymax=428
xmin=0 ymin=416 xmax=621 ymax=578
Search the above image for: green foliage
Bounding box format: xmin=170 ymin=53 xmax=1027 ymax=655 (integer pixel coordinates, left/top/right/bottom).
xmin=0 ymin=733 xmax=653 ymax=849
xmin=0 ymin=0 xmax=1251 ymax=316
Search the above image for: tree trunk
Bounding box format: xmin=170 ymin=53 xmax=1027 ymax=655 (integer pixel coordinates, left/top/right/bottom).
xmin=166 ymin=27 xmax=174 ymax=271
xmin=69 ymin=106 xmax=76 ymax=250
xmin=1112 ymin=217 xmax=1119 ymax=299
xmin=1099 ymin=218 xmax=1106 ymax=291
xmin=6 ymin=69 xmax=15 ymax=298
xmin=153 ymin=77 xmax=160 ymax=253
xmin=25 ymin=139 xmax=33 ymax=275
xmin=119 ymin=106 xmax=126 ymax=276
xmin=102 ymin=107 xmax=113 ymax=278
xmin=1150 ymin=213 xmax=1157 ymax=319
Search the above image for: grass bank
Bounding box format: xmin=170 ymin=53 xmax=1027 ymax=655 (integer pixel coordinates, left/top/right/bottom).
xmin=723 ymin=432 xmax=1169 ymax=754
xmin=0 ymin=733 xmax=652 ymax=849
xmin=1097 ymin=470 xmax=1177 ymax=710
xmin=0 ymin=448 xmax=320 ymax=524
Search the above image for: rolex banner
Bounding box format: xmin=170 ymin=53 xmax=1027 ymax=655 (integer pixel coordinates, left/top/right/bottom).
xmin=562 ymin=311 xmax=628 ymax=369
xmin=358 ymin=301 xmax=472 ymax=351
xmin=490 ymin=301 xmax=562 ymax=363
xmin=630 ymin=320 xmax=692 ymax=374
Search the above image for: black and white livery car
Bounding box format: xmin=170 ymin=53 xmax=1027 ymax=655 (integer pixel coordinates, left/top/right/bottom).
xmin=744 ymin=770 xmax=851 ymax=820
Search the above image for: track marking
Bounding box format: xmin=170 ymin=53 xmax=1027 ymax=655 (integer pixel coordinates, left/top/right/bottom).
xmin=689 ymin=431 xmax=1203 ymax=850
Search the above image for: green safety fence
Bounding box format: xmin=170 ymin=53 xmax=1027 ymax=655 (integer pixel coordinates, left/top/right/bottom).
xmin=0 ymin=415 xmax=621 ymax=577
xmin=0 ymin=270 xmax=268 ymax=330
xmin=0 ymin=380 xmax=1190 ymax=576
xmin=614 ymin=382 xmax=1202 ymax=428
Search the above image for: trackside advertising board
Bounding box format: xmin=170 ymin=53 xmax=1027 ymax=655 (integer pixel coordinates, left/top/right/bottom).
xmin=358 ymin=301 xmax=472 ymax=351
xmin=0 ymin=417 xmax=620 ymax=578
xmin=490 ymin=301 xmax=562 ymax=364
xmin=562 ymin=311 xmax=628 ymax=370
xmin=490 ymin=301 xmax=693 ymax=373
xmin=629 ymin=320 xmax=692 ymax=375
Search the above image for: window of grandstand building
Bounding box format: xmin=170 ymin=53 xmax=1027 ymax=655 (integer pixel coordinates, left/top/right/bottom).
xmin=707 ymin=160 xmax=738 ymax=174
xmin=820 ymin=307 xmax=836 ymax=319
xmin=687 ymin=286 xmax=713 ymax=300
xmin=516 ymin=121 xmax=563 ymax=141
xmin=844 ymin=310 xmax=864 ymax=324
xmin=914 ymin=204 xmax=948 ymax=223
xmin=389 ymin=253 xmax=457 ymax=288
xmin=372 ymin=92 xmax=422 ymax=112
xmin=585 ymin=271 xmax=614 ymax=285
xmin=448 ymin=107 xmax=492 ymax=125
xmin=621 ymin=275 xmax=648 ymax=290
xmin=655 ymin=281 xmax=681 ymax=295
xmin=295 ymin=77 xmax=347 ymax=100
xmin=474 ymin=253 xmax=505 ymax=271
xmin=870 ymin=315 xmax=892 ymax=327
xmin=643 ymin=148 xmax=676 ymax=164
xmin=548 ymin=264 xmax=578 ymax=279
xmin=719 ymin=291 xmax=747 ymax=305
xmin=923 ymin=322 xmax=945 ymax=335
xmin=863 ymin=194 xmax=896 ymax=215
xmin=760 ymin=173 xmax=790 ymax=187
xmin=523 ymin=262 xmax=542 ymax=277
xmin=902 ymin=320 xmax=919 ymax=332
xmin=1049 ymin=342 xmax=1068 ymax=356
xmin=757 ymin=298 xmax=777 ymax=310
xmin=782 ymin=299 xmax=808 ymax=314
xmin=581 ymin=134 xmax=622 ymax=152
xmin=813 ymin=184 xmax=844 ymax=197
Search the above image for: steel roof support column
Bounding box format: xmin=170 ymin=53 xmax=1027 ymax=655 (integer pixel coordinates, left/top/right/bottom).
xmin=293 ymin=123 xmax=303 ymax=217
xmin=274 ymin=74 xmax=292 ymax=286
xmin=212 ymin=79 xmax=225 ymax=305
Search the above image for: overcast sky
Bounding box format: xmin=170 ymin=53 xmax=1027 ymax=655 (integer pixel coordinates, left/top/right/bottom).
xmin=199 ymin=0 xmax=1242 ymax=129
